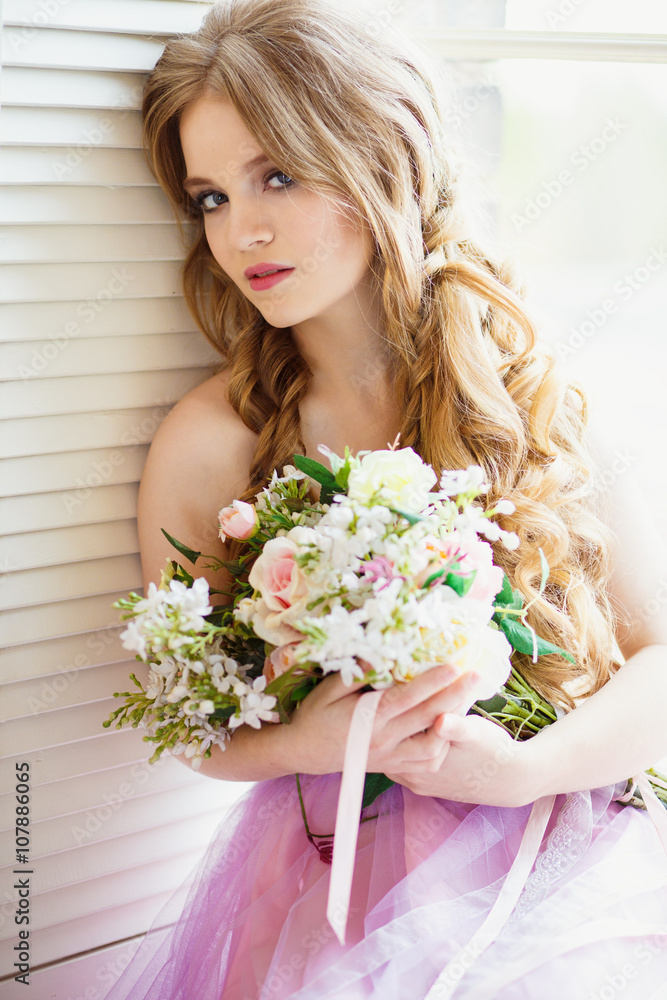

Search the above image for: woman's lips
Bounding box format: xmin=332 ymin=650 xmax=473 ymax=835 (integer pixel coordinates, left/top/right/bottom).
xmin=249 ymin=268 xmax=295 ymax=291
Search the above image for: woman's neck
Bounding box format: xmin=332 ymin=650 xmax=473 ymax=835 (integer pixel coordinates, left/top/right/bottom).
xmin=289 ymin=270 xmax=402 ymax=456
xmin=290 ymin=270 xmax=391 ymax=399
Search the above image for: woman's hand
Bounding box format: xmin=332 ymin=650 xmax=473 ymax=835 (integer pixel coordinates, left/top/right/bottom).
xmin=283 ymin=663 xmax=481 ymax=776
xmin=385 ymin=712 xmax=535 ymax=808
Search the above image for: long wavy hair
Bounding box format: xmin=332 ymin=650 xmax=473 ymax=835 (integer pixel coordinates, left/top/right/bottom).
xmin=142 ymin=0 xmax=625 ymax=710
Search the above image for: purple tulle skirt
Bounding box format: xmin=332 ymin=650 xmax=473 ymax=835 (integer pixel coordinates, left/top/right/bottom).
xmin=103 ymin=773 xmax=667 ymax=999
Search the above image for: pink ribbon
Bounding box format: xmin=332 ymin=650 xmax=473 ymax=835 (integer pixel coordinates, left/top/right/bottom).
xmin=424 ymin=793 xmax=556 ymax=999
xmin=327 ymin=689 xmax=384 ymax=945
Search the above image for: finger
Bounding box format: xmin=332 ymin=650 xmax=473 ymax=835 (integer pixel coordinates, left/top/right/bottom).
xmin=305 ymin=670 xmax=364 ymax=705
xmin=376 ymin=663 xmax=463 ymax=723
xmin=386 ymin=672 xmax=479 ymax=742
xmin=387 ymin=734 xmax=452 ymax=774
xmin=434 ymin=712 xmax=465 ymax=740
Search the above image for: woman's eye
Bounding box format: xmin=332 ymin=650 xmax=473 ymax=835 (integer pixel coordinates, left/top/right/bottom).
xmin=267 ymin=171 xmax=294 ymax=189
xmin=196 ymin=191 xmax=227 ymax=213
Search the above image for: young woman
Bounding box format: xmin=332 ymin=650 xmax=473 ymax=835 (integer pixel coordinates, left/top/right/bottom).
xmin=105 ymin=1 xmax=667 ymax=996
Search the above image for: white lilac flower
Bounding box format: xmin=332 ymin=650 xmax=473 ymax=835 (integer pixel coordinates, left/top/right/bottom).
xmin=439 ymin=465 xmax=489 ymax=498
xmin=166 ymin=684 xmax=190 ymax=704
xmin=133 ymin=581 xmax=169 ymax=617
xmin=501 ymin=531 xmax=520 ymax=550
xmin=120 ymin=619 xmax=147 ymax=658
xmin=164 ymin=578 xmax=212 ymax=625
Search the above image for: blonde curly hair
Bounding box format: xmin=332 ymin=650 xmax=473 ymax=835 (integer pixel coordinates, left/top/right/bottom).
xmin=141 ymin=0 xmax=624 ymax=710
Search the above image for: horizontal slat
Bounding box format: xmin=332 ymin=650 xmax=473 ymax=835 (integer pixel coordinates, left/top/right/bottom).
xmin=2 ymin=67 xmax=144 ymax=110
xmin=0 ymin=627 xmax=126 ymax=684
xmin=1 ymin=332 xmax=217 ymax=379
xmin=2 ymin=589 xmax=141 ymax=645
xmin=0 ymin=260 xmax=183 ymax=303
xmin=0 ymin=407 xmax=171 ymax=459
xmin=0 ymin=899 xmax=173 ymax=987
xmin=1 ymin=27 xmax=165 ymax=72
xmin=1 ymin=297 xmax=198 ymax=341
xmin=0 ymin=186 xmax=174 ymax=224
xmin=0 ymin=446 xmax=148 ymax=496
xmin=0 ymin=484 xmax=139 ymax=535
xmin=0 ymin=727 xmax=150 ymax=785
xmin=0 ymin=755 xmax=196 ymax=828
xmin=0 ymin=367 xmax=208 ymax=419
xmin=3 ymin=0 xmax=211 ymax=35
xmin=0 ymin=836 xmax=222 ymax=954
xmin=8 ymin=932 xmax=169 ymax=1000
xmin=0 ymin=782 xmax=224 ymax=861
xmin=1 ymin=105 xmax=142 ymax=147
xmin=0 ymin=223 xmax=183 ymax=263
xmin=0 ymin=519 xmax=138 ymax=574
xmin=0 ymin=623 xmax=128 ymax=688
xmin=1 ymin=696 xmax=126 ymax=753
xmin=0 ymin=145 xmax=155 ymax=185
xmin=0 ymin=799 xmax=235 ymax=907
xmin=414 ymin=28 xmax=667 ymax=63
xmin=0 ymin=554 xmax=140 ymax=611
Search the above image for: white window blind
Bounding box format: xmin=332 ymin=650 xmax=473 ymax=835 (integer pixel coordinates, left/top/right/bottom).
xmin=0 ymin=2 xmax=254 ymax=996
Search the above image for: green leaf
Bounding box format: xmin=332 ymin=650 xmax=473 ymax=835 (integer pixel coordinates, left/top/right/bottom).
xmin=444 ymin=569 xmax=476 ymax=597
xmin=290 ymin=681 xmax=316 ymax=703
xmin=388 ymin=507 xmax=425 ymax=526
xmin=422 ymin=567 xmax=446 ymax=589
xmin=362 ymin=772 xmax=395 ymax=810
xmin=472 ymin=693 xmax=508 ymax=715
xmin=293 ymin=454 xmax=337 ymax=489
xmin=495 ymin=571 xmax=523 ymax=610
xmin=499 ymin=616 xmax=575 ymax=664
xmin=161 ymin=529 xmax=201 ymax=566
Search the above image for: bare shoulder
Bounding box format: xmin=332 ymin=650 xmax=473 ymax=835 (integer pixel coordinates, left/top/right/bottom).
xmin=137 ymin=370 xmax=258 ymax=591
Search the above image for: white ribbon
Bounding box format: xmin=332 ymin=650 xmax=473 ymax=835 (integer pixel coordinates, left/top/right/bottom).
xmin=326 ymin=689 xmax=384 ymax=945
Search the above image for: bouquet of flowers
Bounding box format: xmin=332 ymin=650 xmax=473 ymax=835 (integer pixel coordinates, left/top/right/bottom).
xmin=104 ymin=442 xmax=667 ymax=813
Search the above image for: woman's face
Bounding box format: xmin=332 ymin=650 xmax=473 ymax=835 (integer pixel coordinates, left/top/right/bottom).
xmin=179 ymin=94 xmax=375 ymax=329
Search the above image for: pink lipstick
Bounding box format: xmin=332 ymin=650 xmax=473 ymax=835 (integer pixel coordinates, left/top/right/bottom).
xmin=244 ymin=262 xmax=295 ymax=291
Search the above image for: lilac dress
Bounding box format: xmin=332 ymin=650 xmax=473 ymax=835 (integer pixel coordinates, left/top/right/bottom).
xmin=102 ymin=770 xmax=667 ymax=999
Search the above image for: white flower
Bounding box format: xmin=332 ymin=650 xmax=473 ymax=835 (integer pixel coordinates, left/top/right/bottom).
xmin=234 ymin=598 xmax=255 ymax=625
xmin=492 ymin=499 xmax=516 ymax=515
xmin=347 ymin=448 xmax=437 ymax=514
xmin=440 ymin=466 xmax=489 ymax=497
xmin=164 ymin=578 xmax=212 ymax=622
xmin=502 ymin=531 xmax=520 ymax=551
xmin=166 ymin=684 xmax=190 ymax=703
xmin=120 ymin=619 xmax=147 ymax=657
xmin=133 ymin=581 xmax=169 ymax=617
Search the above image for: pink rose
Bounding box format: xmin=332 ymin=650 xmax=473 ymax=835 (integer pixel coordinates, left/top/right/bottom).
xmin=416 ymin=534 xmax=503 ymax=604
xmin=414 ymin=538 xmax=465 ymax=588
xmin=456 ymin=534 xmax=504 ymax=603
xmin=263 ymin=642 xmax=300 ymax=684
xmin=248 ymin=537 xmax=308 ymax=611
xmin=218 ymin=500 xmax=258 ymax=542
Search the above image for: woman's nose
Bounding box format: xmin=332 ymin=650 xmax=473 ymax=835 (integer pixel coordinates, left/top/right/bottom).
xmin=226 ymin=198 xmax=273 ymax=250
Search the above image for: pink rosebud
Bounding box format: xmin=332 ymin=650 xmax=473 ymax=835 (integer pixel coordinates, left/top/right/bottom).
xmin=263 ymin=642 xmax=300 ymax=684
xmin=218 ymin=500 xmax=258 ymax=542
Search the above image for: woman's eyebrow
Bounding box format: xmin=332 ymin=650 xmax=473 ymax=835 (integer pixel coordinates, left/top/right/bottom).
xmin=184 ymin=154 xmax=272 ymax=190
